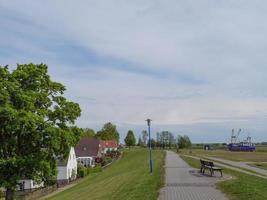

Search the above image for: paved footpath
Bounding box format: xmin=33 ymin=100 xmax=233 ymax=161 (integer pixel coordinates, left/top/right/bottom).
xmin=159 ymin=151 xmax=228 ymax=200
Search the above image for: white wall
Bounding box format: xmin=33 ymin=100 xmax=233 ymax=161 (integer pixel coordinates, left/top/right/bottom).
xmin=57 ymin=166 xmax=67 ymax=180
xmin=17 ymin=180 xmax=44 ymax=190
xmin=77 ymin=157 xmax=95 ymax=167
xmin=67 ymin=147 xmax=77 ymax=180
xmin=57 ymin=147 xmax=77 ymax=181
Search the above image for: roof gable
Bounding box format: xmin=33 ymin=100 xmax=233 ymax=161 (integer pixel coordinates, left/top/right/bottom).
xmin=57 ymin=147 xmax=76 ymax=166
xmin=75 ymin=137 xmax=101 ymax=157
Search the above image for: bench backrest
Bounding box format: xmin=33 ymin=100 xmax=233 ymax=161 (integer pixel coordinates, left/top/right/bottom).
xmin=200 ymin=159 xmax=214 ymax=167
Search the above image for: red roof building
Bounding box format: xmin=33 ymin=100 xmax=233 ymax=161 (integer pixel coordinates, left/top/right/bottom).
xmin=75 ymin=137 xmax=102 ymax=167
xmin=100 ymin=140 xmax=118 ymax=154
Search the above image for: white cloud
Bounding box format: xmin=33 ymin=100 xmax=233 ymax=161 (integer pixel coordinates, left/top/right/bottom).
xmin=1 ymin=0 xmax=267 ymax=141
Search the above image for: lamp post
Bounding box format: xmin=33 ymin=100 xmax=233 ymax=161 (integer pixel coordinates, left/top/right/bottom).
xmin=146 ymin=119 xmax=153 ymax=173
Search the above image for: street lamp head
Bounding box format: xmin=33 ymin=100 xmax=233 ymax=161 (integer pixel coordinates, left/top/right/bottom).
xmin=146 ymin=119 xmax=152 ymax=126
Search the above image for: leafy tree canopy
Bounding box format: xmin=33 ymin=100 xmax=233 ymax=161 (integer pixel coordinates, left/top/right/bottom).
xmin=177 ymin=135 xmax=192 ymax=149
xmin=0 ymin=64 xmax=82 ymax=199
xmin=81 ymin=128 xmax=95 ymax=138
xmin=137 ymin=136 xmax=143 ymax=146
xmin=124 ymin=130 xmax=136 ymax=147
xmin=95 ymin=122 xmax=120 ymax=143
xmin=147 ymin=139 xmax=156 ymax=148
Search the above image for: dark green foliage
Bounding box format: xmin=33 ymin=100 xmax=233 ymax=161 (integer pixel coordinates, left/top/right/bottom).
xmin=77 ymin=163 xmax=102 ymax=178
xmin=95 ymin=122 xmax=120 ymax=143
xmin=178 ymin=135 xmax=191 ymax=149
xmin=124 ymin=130 xmax=136 ymax=147
xmin=81 ymin=128 xmax=95 ymax=138
xmin=137 ymin=136 xmax=143 ymax=146
xmin=147 ymin=139 xmax=156 ymax=148
xmin=0 ymin=64 xmax=82 ymax=199
xmin=156 ymin=131 xmax=175 ymax=149
xmin=87 ymin=165 xmax=102 ymax=174
xmin=106 ymin=150 xmax=121 ymax=159
xmin=101 ymin=156 xmax=113 ymax=167
xmin=77 ymin=164 xmax=87 ymax=178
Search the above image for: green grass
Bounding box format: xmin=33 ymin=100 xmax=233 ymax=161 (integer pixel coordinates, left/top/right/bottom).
xmin=47 ymin=149 xmax=165 ymax=200
xmin=180 ymin=155 xmax=267 ymax=200
xmin=249 ymin=163 xmax=267 ymax=170
xmin=179 ymin=149 xmax=267 ymax=162
xmin=255 ymin=145 xmax=267 ymax=152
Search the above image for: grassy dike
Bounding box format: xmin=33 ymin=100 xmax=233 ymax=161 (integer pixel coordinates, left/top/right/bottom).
xmin=47 ymin=149 xmax=165 ymax=200
xmin=181 ymin=155 xmax=267 ymax=200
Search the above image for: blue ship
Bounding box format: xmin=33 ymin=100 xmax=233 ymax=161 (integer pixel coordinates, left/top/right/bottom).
xmin=228 ymin=129 xmax=256 ymax=152
xmin=228 ymin=142 xmax=256 ymax=151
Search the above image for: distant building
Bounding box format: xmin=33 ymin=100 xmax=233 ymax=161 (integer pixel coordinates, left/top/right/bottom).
xmin=75 ymin=138 xmax=102 ymax=167
xmin=204 ymin=144 xmax=211 ymax=151
xmin=57 ymin=147 xmax=77 ymax=185
xmin=100 ymin=140 xmax=118 ymax=154
xmin=17 ymin=180 xmax=44 ymax=191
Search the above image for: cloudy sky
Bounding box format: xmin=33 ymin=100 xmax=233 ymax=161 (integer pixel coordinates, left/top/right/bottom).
xmin=1 ymin=1 xmax=267 ymax=143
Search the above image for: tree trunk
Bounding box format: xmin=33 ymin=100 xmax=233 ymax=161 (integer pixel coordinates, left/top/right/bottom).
xmin=5 ymin=188 xmax=15 ymax=200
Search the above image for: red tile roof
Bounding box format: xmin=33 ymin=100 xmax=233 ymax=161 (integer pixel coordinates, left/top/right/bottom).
xmin=100 ymin=140 xmax=118 ymax=149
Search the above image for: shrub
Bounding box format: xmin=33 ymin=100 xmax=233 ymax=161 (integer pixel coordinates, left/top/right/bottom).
xmin=95 ymin=157 xmax=103 ymax=163
xmin=87 ymin=165 xmax=102 ymax=174
xmin=77 ymin=164 xmax=87 ymax=178
xmin=105 ymin=156 xmax=113 ymax=163
xmin=106 ymin=150 xmax=121 ymax=159
xmin=101 ymin=156 xmax=113 ymax=167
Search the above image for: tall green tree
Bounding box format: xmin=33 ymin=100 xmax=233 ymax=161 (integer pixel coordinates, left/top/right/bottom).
xmin=177 ymin=135 xmax=191 ymax=149
xmin=124 ymin=130 xmax=136 ymax=147
xmin=95 ymin=122 xmax=120 ymax=143
xmin=137 ymin=136 xmax=143 ymax=146
xmin=0 ymin=64 xmax=82 ymax=200
xmin=81 ymin=128 xmax=95 ymax=138
xmin=147 ymin=139 xmax=156 ymax=148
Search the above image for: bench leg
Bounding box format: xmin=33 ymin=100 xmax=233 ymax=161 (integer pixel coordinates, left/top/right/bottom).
xmin=220 ymin=170 xmax=223 ymax=177
xmin=210 ymin=169 xmax=213 ymax=176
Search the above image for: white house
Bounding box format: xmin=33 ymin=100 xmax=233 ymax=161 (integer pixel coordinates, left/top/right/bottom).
xmin=17 ymin=180 xmax=44 ymax=191
xmin=57 ymin=147 xmax=77 ymax=185
xmin=75 ymin=138 xmax=102 ymax=167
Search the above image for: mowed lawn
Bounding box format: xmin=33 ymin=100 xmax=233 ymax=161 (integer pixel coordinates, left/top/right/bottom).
xmin=179 ymin=149 xmax=267 ymax=162
xmin=47 ymin=149 xmax=165 ymax=200
xmin=249 ymin=163 xmax=267 ymax=170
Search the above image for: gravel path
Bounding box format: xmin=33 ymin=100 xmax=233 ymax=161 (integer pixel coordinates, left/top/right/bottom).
xmin=185 ymin=155 xmax=267 ymax=179
xmin=159 ymin=151 xmax=228 ymax=200
xmin=205 ymin=157 xmax=267 ymax=177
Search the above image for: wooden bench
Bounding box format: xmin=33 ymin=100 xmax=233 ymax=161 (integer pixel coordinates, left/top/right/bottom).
xmin=200 ymin=159 xmax=223 ymax=177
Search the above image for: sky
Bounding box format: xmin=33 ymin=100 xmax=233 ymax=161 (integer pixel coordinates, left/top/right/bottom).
xmin=1 ymin=0 xmax=267 ymax=143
